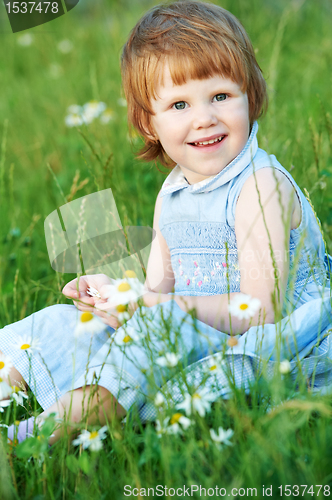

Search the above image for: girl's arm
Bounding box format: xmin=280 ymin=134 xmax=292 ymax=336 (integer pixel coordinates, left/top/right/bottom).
xmin=144 ymin=168 xmax=297 ymax=335
xmin=144 ymin=192 xmax=175 ymax=294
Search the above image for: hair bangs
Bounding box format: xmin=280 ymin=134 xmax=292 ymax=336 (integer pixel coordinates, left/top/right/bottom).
xmin=144 ymin=35 xmax=251 ymax=114
xmin=163 ymin=44 xmax=248 ymax=92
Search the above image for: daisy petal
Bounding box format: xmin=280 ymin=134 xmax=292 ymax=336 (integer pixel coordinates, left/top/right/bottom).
xmin=74 ymin=312 xmax=106 ymax=338
xmin=228 ymin=293 xmax=261 ymax=320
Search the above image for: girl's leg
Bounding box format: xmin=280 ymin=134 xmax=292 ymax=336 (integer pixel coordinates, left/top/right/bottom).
xmin=1 ymin=347 xmax=126 ymax=444
xmin=41 ymin=385 xmax=126 ymax=444
xmin=0 ymin=349 xmax=27 ymax=389
xmin=7 ymin=385 xmax=126 ymax=444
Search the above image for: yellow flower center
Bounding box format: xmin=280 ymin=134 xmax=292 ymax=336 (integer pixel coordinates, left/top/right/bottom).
xmin=209 ymin=364 xmax=217 ymax=371
xmin=239 ymin=303 xmax=249 ymax=310
xmin=117 ymin=282 xmax=131 ymax=292
xmin=14 ymin=420 xmax=20 ymax=426
xmin=124 ymin=270 xmax=136 ymax=279
xmin=116 ymin=304 xmax=126 ymax=313
xmin=89 ymin=431 xmax=99 ymax=440
xmin=13 ymin=386 xmax=20 ymax=393
xmin=170 ymin=413 xmax=183 ymax=425
xmin=20 ymin=343 xmax=30 ymax=350
xmin=0 ymin=377 xmax=3 ymax=382
xmin=81 ymin=312 xmax=94 ymax=323
xmin=0 ymin=362 xmax=5 ymax=369
xmin=192 ymin=393 xmax=201 ymax=400
xmin=123 ymin=335 xmax=132 ymax=343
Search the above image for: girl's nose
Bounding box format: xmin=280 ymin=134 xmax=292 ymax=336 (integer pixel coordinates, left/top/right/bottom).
xmin=192 ymin=104 xmax=218 ymax=129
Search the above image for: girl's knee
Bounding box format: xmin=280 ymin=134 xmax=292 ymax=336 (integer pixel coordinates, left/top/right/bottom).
xmin=58 ymin=385 xmax=126 ymax=424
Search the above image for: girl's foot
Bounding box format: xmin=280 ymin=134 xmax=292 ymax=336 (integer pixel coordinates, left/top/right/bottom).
xmin=7 ymin=416 xmax=36 ymax=444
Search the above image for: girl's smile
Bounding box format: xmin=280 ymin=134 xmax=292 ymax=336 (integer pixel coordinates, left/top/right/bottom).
xmin=187 ymin=133 xmax=227 ymax=150
xmin=150 ymin=64 xmax=250 ymax=184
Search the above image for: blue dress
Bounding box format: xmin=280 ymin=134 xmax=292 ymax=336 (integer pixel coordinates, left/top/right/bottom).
xmin=0 ymin=122 xmax=331 ymax=420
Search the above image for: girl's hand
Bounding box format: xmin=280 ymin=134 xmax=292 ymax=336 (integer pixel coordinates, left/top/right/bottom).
xmin=62 ymin=274 xmax=142 ymax=329
xmin=62 ymin=276 xmax=160 ymax=329
xmin=62 ymin=274 xmax=112 ymax=311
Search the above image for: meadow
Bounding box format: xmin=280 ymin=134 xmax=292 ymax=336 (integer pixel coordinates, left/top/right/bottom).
xmin=0 ymin=0 xmax=332 ymax=498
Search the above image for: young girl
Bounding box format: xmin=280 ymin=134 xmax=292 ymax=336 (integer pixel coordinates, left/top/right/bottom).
xmin=1 ymin=0 xmax=331 ymax=443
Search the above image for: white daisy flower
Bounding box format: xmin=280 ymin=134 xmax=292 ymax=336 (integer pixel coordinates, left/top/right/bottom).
xmin=205 ymin=354 xmax=224 ymax=375
xmin=210 ymin=427 xmax=234 ymax=449
xmin=154 ymin=391 xmax=166 ymax=407
xmin=100 ymin=108 xmax=115 ymax=124
xmin=11 ymin=387 xmax=29 ymax=407
xmin=156 ymin=353 xmax=180 ymax=368
xmin=0 ymin=399 xmax=12 ymax=413
xmin=12 ymin=335 xmax=41 ymax=354
xmin=74 ymin=312 xmax=106 ymax=338
xmin=112 ymin=326 xmax=142 ymax=346
xmin=57 ymin=39 xmax=73 ymax=54
xmin=228 ymin=293 xmax=261 ymax=320
xmin=156 ymin=413 xmax=192 ymax=436
xmin=65 ymin=113 xmax=84 ymax=127
xmin=167 ymin=413 xmax=192 ymax=434
xmin=176 ymin=388 xmax=216 ymax=417
xmin=17 ymin=33 xmax=33 ymax=46
xmin=0 ymin=353 xmax=13 ymax=379
xmin=279 ymin=360 xmax=292 ymax=374
xmin=82 ymin=101 xmax=107 ymax=124
xmin=0 ymin=399 xmax=11 ymax=412
xmin=99 ymin=277 xmax=146 ymax=308
xmin=72 ymin=425 xmax=108 ymax=452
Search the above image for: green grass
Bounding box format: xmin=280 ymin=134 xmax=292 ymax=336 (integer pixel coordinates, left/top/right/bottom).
xmin=0 ymin=0 xmax=332 ymax=498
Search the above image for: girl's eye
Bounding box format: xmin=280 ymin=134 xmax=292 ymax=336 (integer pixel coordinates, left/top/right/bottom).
xmin=214 ymin=93 xmax=227 ymax=102
xmin=172 ymin=101 xmax=187 ymax=110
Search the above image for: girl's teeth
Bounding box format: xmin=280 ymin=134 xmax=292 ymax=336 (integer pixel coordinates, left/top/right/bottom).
xmin=194 ymin=136 xmax=224 ymax=146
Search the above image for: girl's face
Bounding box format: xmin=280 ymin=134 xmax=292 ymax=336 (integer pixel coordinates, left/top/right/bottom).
xmin=150 ymin=63 xmax=250 ymax=184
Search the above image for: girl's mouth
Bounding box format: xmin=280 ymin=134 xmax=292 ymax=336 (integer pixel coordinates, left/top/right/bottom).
xmin=188 ymin=135 xmax=226 ymax=149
